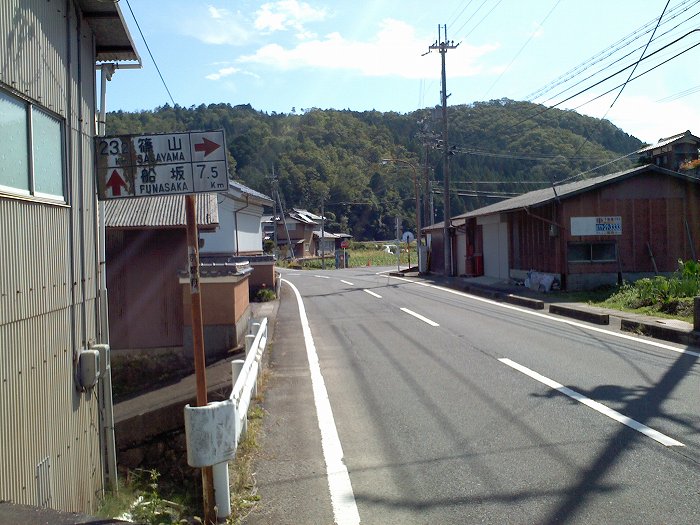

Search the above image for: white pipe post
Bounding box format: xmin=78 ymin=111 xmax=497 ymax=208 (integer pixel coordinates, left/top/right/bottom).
xmin=232 ymin=359 xmax=244 ymax=387
xmin=245 ymin=334 xmax=256 ymax=356
xmin=212 ymin=463 xmax=231 ymax=518
xmin=231 ymin=359 xmax=246 ymax=438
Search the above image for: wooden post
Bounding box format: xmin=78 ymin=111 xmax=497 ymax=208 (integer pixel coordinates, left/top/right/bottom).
xmin=694 ymin=296 xmax=700 ymax=332
xmin=185 ymin=195 xmax=215 ymax=524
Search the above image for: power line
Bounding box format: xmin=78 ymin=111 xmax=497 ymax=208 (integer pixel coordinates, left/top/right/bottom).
xmin=526 ymin=0 xmax=700 ymax=102
xmin=450 ymin=146 xmax=618 ymax=162
xmin=551 ymin=1 xmax=671 ymax=186
xmin=570 ymin=34 xmax=700 ymax=112
xmin=125 ymin=0 xmax=176 ymax=106
xmin=534 ymin=5 xmax=700 ymax=109
xmin=557 ymin=148 xmax=642 ymax=184
xmin=608 ymin=0 xmax=670 ymax=110
xmin=451 ymin=0 xmax=490 ymax=39
xmin=481 ymin=0 xmax=563 ymax=100
xmin=506 ymin=29 xmax=700 ymax=136
xmin=459 ymin=0 xmax=504 ymax=41
xmin=447 ymin=0 xmax=477 ymax=28
xmin=657 ymin=83 xmax=700 ymax=102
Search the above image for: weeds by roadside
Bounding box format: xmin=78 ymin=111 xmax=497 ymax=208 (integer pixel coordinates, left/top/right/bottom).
xmin=595 ymin=259 xmax=699 ymax=323
xmin=99 ymin=354 xmax=272 ymax=524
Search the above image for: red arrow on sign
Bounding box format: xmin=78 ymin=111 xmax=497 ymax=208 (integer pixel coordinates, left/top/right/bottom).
xmin=194 ymin=137 xmax=221 ymax=157
xmin=106 ymin=170 xmax=127 ymax=197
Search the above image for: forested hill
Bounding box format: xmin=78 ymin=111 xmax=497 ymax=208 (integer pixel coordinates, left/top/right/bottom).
xmin=106 ymin=99 xmax=644 ymax=241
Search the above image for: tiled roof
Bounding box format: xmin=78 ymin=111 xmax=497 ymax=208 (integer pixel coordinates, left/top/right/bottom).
xmin=312 ymin=230 xmax=352 ymax=239
xmin=105 ymin=193 xmax=219 ymax=229
xmin=229 ymin=180 xmax=273 ymax=204
xmin=292 ymin=209 xmax=323 ymax=222
xmin=636 ymin=130 xmax=700 ymax=154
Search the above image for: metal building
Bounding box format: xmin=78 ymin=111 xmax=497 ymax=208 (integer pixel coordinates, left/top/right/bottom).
xmin=426 ymin=164 xmax=700 ymax=290
xmin=0 ymin=0 xmax=139 ymax=513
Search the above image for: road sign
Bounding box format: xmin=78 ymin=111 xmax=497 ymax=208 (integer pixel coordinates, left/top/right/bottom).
xmin=96 ymin=130 xmax=228 ymax=200
xmin=340 ymin=240 xmax=350 ymax=249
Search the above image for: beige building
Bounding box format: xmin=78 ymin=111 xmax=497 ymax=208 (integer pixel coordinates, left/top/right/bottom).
xmin=0 ymin=0 xmax=139 ymax=514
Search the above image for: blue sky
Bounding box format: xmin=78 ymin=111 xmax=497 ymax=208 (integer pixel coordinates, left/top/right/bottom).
xmin=107 ymin=0 xmax=700 ymax=145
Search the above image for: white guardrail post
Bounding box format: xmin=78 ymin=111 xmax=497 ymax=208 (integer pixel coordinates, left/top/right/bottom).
xmin=184 ymin=317 xmax=268 ymax=519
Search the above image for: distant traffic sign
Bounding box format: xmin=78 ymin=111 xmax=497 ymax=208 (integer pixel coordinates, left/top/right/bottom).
xmin=96 ymin=130 xmax=228 ymax=200
xmin=340 ymin=240 xmax=350 ymax=249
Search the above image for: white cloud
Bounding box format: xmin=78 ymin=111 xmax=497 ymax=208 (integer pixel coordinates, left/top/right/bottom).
xmin=205 ymin=66 xmax=261 ymax=81
xmin=208 ymin=5 xmax=227 ymax=19
xmin=206 ymin=67 xmax=239 ymax=80
xmin=238 ymin=18 xmax=498 ymax=80
xmin=254 ymin=0 xmax=327 ymax=36
xmin=181 ymin=6 xmax=252 ymax=46
xmin=564 ymin=93 xmax=700 ymax=144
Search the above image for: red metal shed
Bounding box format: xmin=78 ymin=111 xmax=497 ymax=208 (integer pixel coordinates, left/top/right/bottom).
xmin=430 ymin=165 xmax=700 ymax=291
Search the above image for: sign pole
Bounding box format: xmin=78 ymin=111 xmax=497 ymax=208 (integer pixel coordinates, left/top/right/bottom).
xmin=185 ymin=194 xmax=215 ymax=523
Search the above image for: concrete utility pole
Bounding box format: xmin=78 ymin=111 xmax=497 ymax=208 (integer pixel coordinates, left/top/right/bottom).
xmin=427 ymin=25 xmax=458 ymax=276
xmin=321 ymin=198 xmax=325 ymax=270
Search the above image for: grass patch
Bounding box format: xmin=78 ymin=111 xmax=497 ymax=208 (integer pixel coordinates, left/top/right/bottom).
xmin=97 ymin=469 xmax=192 ymax=524
xmin=227 ymin=367 xmax=270 ymax=524
xmin=100 ymin=351 xmax=272 ymax=523
xmin=567 ymin=260 xmax=700 ymax=323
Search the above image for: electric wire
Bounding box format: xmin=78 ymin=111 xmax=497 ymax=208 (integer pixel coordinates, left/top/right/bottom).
xmin=449 ymin=146 xmax=619 ymax=162
xmin=657 ymin=84 xmax=700 ymax=102
xmin=534 ymin=4 xmax=700 ymax=108
xmin=447 ymin=0 xmax=478 ymax=28
xmin=550 ymin=1 xmax=671 ymax=187
xmin=608 ymin=0 xmax=670 ymax=109
xmin=125 ymin=0 xmax=176 ymax=106
xmin=570 ymin=34 xmax=700 ymax=112
xmin=526 ymin=0 xmax=700 ymax=101
xmin=557 ymin=148 xmax=642 ymax=184
xmin=526 ymin=0 xmax=699 ymax=100
xmin=506 ymin=29 xmax=700 ymax=136
xmin=481 ymin=0 xmax=563 ymax=100
xmin=460 ymin=0 xmax=504 ymax=41
xmin=451 ymin=0 xmax=490 ymax=39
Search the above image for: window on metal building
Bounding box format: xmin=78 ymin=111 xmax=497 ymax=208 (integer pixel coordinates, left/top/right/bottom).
xmin=568 ymin=241 xmax=617 ymax=263
xmin=0 ymin=89 xmax=66 ymax=203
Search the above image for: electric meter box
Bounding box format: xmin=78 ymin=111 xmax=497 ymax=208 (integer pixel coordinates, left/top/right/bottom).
xmin=79 ymin=349 xmax=101 ymax=389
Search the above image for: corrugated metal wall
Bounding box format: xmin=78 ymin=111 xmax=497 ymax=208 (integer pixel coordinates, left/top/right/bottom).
xmin=1 ymin=0 xmax=104 ymax=514
xmin=509 ymin=172 xmax=700 ymax=281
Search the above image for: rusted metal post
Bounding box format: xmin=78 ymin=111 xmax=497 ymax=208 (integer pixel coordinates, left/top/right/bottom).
xmin=185 ymin=195 xmax=216 ymax=524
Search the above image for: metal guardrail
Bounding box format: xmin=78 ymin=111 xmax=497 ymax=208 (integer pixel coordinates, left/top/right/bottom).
xmin=231 ymin=317 xmax=268 ymax=444
xmin=184 ymin=317 xmax=268 ymax=519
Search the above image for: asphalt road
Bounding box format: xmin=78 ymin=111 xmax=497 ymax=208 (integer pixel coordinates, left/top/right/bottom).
xmin=245 ymin=267 xmax=700 ymax=525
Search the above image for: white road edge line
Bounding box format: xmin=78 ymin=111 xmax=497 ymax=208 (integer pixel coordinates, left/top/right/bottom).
xmin=283 ymin=279 xmax=361 ymax=525
xmin=400 ymin=307 xmax=440 ymax=327
xmin=499 ymin=358 xmax=685 ymax=447
xmin=314 ymin=275 xmax=331 ymax=279
xmin=340 ymin=280 xmax=354 ymax=285
xmin=364 ymin=289 xmax=382 ymax=298
xmin=387 ymin=274 xmax=700 ymax=358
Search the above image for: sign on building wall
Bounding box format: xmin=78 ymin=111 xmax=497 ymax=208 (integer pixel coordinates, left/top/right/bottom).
xmin=96 ymin=130 xmax=228 ymax=200
xmin=571 ymin=216 xmax=622 ymax=236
